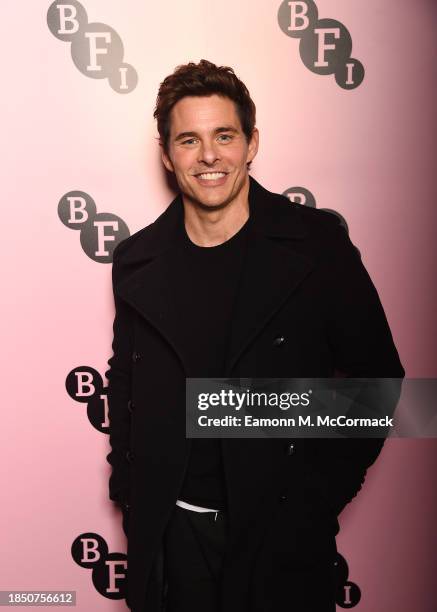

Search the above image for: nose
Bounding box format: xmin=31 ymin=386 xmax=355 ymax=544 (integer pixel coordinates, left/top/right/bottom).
xmin=198 ymin=139 xmax=220 ymax=165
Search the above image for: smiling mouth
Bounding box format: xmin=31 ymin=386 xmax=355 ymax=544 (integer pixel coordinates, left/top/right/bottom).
xmin=194 ymin=171 xmax=228 ymax=180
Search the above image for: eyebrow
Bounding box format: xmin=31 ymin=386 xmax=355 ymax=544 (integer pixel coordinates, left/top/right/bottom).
xmin=174 ymin=126 xmax=239 ymax=142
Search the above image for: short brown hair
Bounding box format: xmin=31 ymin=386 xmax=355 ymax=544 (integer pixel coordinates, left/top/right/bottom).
xmin=153 ymin=59 xmax=256 ymax=154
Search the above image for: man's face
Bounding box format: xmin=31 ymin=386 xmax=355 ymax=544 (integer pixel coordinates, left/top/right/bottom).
xmin=161 ymin=94 xmax=258 ymax=210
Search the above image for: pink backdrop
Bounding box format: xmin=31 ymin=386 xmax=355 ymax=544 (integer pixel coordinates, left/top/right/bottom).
xmin=2 ymin=0 xmax=436 ymax=609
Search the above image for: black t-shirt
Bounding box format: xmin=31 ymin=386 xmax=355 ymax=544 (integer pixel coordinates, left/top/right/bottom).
xmin=172 ymin=216 xmax=251 ymax=510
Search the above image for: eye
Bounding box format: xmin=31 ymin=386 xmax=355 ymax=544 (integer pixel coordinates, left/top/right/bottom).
xmin=217 ymin=134 xmax=232 ymax=142
xmin=181 ymin=138 xmax=197 ymax=145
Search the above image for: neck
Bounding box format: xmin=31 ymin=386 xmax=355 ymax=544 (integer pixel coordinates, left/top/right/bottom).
xmin=182 ymin=176 xmax=250 ymax=247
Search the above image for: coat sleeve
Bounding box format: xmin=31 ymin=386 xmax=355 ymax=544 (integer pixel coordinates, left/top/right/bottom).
xmin=105 ymin=243 xmax=134 ymax=517
xmin=305 ymin=217 xmax=405 ymax=516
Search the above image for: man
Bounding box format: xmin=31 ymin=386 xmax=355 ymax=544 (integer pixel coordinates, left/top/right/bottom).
xmin=105 ymin=59 xmax=405 ymax=612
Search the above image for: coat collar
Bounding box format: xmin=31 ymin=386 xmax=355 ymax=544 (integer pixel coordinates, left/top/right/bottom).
xmin=115 ymin=176 xmax=307 ymax=268
xmin=115 ymin=176 xmax=314 ymax=376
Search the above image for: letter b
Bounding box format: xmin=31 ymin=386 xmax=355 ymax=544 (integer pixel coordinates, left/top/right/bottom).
xmin=277 ymin=0 xmax=318 ymax=39
xmin=47 ymin=1 xmax=88 ymax=42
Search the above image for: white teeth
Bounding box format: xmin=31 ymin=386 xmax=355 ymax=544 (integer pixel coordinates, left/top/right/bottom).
xmin=197 ymin=172 xmax=226 ymax=180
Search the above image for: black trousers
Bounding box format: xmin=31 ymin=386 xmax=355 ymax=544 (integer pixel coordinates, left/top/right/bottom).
xmin=162 ymin=506 xmax=229 ymax=612
xmin=157 ymin=504 xmax=336 ymax=612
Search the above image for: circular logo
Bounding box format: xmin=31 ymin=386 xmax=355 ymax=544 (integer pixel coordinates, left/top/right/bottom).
xmin=58 ymin=191 xmax=97 ymax=229
xmin=71 ymin=23 xmax=124 ymax=80
xmin=47 ymin=1 xmax=88 ymax=42
xmin=87 ymin=389 xmax=109 ymax=434
xmin=299 ymin=18 xmax=352 ymax=75
xmin=109 ymin=63 xmax=139 ymax=93
xmin=71 ymin=533 xmax=108 ymax=569
xmin=282 ymin=186 xmax=316 ymax=208
xmin=92 ymin=552 xmax=128 ymax=599
xmin=334 ymin=552 xmax=349 ymax=586
xmin=337 ymin=580 xmax=361 ymax=608
xmin=277 ymin=0 xmax=318 ymax=39
xmin=66 ymin=367 xmax=103 ymax=402
xmin=335 ymin=58 xmax=365 ymax=90
xmin=80 ymin=212 xmax=130 ymax=262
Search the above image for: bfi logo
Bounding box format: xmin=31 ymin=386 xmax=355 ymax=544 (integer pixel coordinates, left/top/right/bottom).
xmin=282 ymin=186 xmax=351 ymax=236
xmin=47 ymin=1 xmax=138 ymax=93
xmin=282 ymin=186 xmax=316 ymax=208
xmin=277 ymin=0 xmax=364 ymax=89
xmin=71 ymin=533 xmax=127 ymax=600
xmin=57 ymin=190 xmax=130 ymax=262
xmin=66 ymin=366 xmax=109 ymax=433
xmin=334 ymin=553 xmax=362 ymax=608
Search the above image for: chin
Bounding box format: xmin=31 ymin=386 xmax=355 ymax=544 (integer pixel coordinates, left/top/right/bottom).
xmin=197 ymin=198 xmax=230 ymax=211
xmin=190 ymin=189 xmax=232 ymax=209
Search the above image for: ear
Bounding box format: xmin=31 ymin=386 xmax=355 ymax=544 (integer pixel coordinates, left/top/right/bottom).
xmin=247 ymin=127 xmax=259 ymax=164
xmin=161 ymin=146 xmax=174 ymax=173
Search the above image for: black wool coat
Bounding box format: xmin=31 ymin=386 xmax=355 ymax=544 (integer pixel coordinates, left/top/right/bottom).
xmin=105 ymin=176 xmax=405 ymax=612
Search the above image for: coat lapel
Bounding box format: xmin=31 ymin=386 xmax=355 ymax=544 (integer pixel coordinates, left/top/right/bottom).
xmin=115 ymin=176 xmax=314 ymax=376
xmin=114 ymin=198 xmax=193 ymax=375
xmin=224 ymin=229 xmax=314 ymax=375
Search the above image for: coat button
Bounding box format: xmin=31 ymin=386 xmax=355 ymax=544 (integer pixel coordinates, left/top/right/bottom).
xmin=286 ymin=443 xmax=295 ymax=455
xmin=132 ymin=351 xmax=141 ymax=362
xmin=279 ymin=493 xmax=288 ymax=503
xmin=127 ymin=399 xmax=135 ymax=413
xmin=273 ymin=336 xmax=286 ymax=347
xmin=126 ymin=450 xmax=135 ymax=463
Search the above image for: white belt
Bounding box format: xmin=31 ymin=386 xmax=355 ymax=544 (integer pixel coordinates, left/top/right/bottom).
xmin=176 ymin=499 xmax=220 ymax=513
